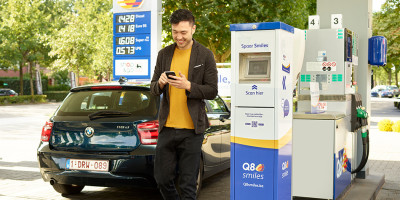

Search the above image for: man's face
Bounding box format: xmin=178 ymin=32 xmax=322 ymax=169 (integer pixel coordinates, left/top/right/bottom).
xmin=172 ymin=21 xmax=196 ymax=50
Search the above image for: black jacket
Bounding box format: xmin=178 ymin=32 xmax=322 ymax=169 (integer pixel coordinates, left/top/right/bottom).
xmin=150 ymin=39 xmax=218 ymax=134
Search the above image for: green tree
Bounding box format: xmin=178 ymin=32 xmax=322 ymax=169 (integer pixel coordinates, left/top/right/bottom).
xmin=162 ymin=0 xmax=316 ymax=63
xmin=0 ymin=0 xmax=66 ymax=96
xmin=0 ymin=0 xmax=44 ymax=95
xmin=373 ymin=0 xmax=400 ymax=86
xmin=49 ymin=0 xmax=113 ymax=86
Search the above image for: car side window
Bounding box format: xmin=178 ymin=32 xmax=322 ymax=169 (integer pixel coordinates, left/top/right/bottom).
xmin=207 ymin=97 xmax=228 ymax=113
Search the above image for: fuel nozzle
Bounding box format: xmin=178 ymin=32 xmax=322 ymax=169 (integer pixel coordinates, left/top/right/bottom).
xmin=357 ymin=106 xmax=368 ymax=119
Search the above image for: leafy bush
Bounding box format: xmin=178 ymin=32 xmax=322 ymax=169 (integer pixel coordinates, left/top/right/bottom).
xmin=44 ymin=91 xmax=69 ymax=102
xmin=392 ymin=120 xmax=400 ymax=132
xmin=0 ymin=95 xmax=47 ymax=105
xmin=378 ymin=119 xmax=393 ymax=132
xmin=47 ymin=84 xmax=71 ymax=91
xmin=0 ymin=77 xmax=48 ymax=95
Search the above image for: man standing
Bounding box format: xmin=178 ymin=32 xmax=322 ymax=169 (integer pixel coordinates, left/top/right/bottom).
xmin=150 ymin=9 xmax=218 ymax=200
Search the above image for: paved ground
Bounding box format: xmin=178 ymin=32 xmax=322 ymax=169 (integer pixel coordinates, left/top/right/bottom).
xmin=0 ymin=103 xmax=229 ymax=200
xmin=369 ymin=98 xmax=400 ymax=200
xmin=0 ymin=97 xmax=399 ymax=199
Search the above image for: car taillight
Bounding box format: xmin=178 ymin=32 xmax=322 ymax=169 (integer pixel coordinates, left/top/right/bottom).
xmin=41 ymin=121 xmax=53 ymax=142
xmin=137 ymin=120 xmax=159 ymax=145
xmin=91 ymin=86 xmax=122 ymax=90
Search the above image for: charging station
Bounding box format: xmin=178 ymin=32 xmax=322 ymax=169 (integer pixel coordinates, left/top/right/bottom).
xmin=230 ymin=22 xmax=304 ymax=200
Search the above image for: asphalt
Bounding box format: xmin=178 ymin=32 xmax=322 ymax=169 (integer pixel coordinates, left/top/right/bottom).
xmin=0 ymin=99 xmax=399 ymax=199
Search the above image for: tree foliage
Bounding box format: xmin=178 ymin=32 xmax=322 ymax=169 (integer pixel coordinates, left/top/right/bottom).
xmin=162 ymin=0 xmax=316 ymax=63
xmin=0 ymin=0 xmax=54 ymax=94
xmin=0 ymin=0 xmax=316 ymax=92
xmin=373 ymin=0 xmax=400 ymax=86
xmin=49 ymin=0 xmax=113 ymax=85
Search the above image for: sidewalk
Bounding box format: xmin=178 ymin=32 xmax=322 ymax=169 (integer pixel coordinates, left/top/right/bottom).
xmin=369 ymin=116 xmax=400 ymax=199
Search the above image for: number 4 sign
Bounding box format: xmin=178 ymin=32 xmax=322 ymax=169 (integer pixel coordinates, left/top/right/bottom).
xmin=308 ymin=15 xmax=320 ymax=29
xmin=331 ymin=14 xmax=343 ymax=29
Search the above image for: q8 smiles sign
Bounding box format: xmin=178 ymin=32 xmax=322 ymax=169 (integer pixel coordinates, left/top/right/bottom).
xmin=113 ymin=0 xmax=162 ymax=81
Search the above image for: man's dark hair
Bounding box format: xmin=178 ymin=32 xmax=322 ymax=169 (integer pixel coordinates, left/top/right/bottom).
xmin=169 ymin=9 xmax=195 ymax=26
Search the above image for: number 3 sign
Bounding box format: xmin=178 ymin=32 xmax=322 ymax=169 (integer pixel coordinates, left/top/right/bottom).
xmin=331 ymin=14 xmax=343 ymax=29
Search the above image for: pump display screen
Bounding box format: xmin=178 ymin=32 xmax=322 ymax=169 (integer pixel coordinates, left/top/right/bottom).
xmin=248 ymin=60 xmax=269 ymax=75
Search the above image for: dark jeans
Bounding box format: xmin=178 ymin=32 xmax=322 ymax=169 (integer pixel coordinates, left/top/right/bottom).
xmin=154 ymin=127 xmax=204 ymax=200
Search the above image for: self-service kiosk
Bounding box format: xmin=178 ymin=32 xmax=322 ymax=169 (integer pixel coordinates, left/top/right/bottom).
xmin=230 ymin=22 xmax=304 ymax=200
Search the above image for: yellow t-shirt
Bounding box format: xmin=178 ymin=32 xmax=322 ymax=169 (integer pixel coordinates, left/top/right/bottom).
xmin=165 ymin=47 xmax=194 ymax=129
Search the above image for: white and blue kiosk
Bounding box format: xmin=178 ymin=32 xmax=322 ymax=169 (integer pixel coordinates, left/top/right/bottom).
xmin=230 ymin=22 xmax=304 ymax=200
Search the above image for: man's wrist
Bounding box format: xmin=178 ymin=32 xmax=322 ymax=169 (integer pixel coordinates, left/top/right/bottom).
xmin=186 ymin=81 xmax=191 ymax=92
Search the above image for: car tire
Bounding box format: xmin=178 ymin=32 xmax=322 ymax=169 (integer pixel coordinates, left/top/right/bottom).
xmin=196 ymin=157 xmax=204 ymax=197
xmin=52 ymin=182 xmax=84 ymax=195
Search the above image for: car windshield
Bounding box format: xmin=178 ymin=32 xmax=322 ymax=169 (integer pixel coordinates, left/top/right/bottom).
xmin=55 ymin=90 xmax=158 ymax=117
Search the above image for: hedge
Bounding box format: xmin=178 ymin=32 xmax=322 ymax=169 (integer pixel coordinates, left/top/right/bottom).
xmin=0 ymin=95 xmax=47 ymax=105
xmin=44 ymin=91 xmax=69 ymax=102
xmin=0 ymin=78 xmax=48 ymax=95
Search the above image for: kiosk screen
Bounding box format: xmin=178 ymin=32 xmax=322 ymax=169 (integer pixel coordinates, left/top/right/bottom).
xmin=239 ymin=52 xmax=271 ymax=83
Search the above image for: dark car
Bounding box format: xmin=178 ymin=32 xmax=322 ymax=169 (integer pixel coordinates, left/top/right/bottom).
xmin=378 ymin=89 xmax=394 ymax=98
xmin=37 ymin=81 xmax=231 ymax=196
xmin=371 ymin=87 xmax=393 ymax=98
xmin=371 ymin=88 xmax=379 ymax=97
xmin=0 ymin=88 xmax=18 ymax=96
xmin=387 ymin=85 xmax=400 ymax=97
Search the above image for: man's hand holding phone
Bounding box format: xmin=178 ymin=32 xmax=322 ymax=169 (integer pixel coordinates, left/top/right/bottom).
xmin=165 ymin=71 xmax=176 ymax=80
xmin=160 ymin=71 xmax=191 ymax=92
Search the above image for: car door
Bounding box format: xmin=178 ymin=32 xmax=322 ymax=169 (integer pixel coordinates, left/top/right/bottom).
xmin=205 ymin=96 xmax=231 ymax=165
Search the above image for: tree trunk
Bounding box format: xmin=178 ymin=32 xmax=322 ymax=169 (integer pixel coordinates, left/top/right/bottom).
xmin=29 ymin=62 xmax=34 ymax=99
xmin=19 ymin=62 xmax=24 ymax=95
xmin=35 ymin=62 xmax=43 ymax=95
xmin=76 ymin=66 xmax=80 ymax=86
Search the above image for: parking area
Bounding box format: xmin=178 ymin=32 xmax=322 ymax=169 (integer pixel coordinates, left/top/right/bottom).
xmin=0 ymin=103 xmax=229 ymax=200
xmin=1 ymin=99 xmax=400 ymax=199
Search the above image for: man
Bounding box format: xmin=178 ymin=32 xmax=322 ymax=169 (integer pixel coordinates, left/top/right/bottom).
xmin=150 ymin=9 xmax=218 ymax=200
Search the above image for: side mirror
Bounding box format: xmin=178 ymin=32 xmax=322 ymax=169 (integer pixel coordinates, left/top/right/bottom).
xmin=219 ymin=114 xmax=230 ymax=122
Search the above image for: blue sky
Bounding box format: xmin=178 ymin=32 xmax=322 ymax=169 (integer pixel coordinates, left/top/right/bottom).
xmin=373 ymin=0 xmax=386 ymax=12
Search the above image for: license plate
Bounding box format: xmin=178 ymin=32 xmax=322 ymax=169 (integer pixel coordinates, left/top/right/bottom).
xmin=66 ymin=159 xmax=109 ymax=172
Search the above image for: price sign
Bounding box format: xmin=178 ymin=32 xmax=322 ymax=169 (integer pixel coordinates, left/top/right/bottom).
xmin=116 ymin=14 xmax=135 ymax=23
xmin=113 ymin=0 xmax=162 ymax=81
xmin=308 ymin=15 xmax=320 ymax=30
xmin=331 ymin=14 xmax=343 ymax=29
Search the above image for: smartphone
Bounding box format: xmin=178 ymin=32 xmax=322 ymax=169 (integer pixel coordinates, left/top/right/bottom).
xmin=165 ymin=71 xmax=176 ymax=80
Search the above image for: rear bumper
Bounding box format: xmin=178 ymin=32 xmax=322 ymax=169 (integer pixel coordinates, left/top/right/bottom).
xmin=37 ymin=142 xmax=157 ymax=188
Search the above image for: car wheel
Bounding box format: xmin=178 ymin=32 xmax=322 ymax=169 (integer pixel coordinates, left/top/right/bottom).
xmin=196 ymin=157 xmax=204 ymax=197
xmin=51 ymin=182 xmax=84 ymax=195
